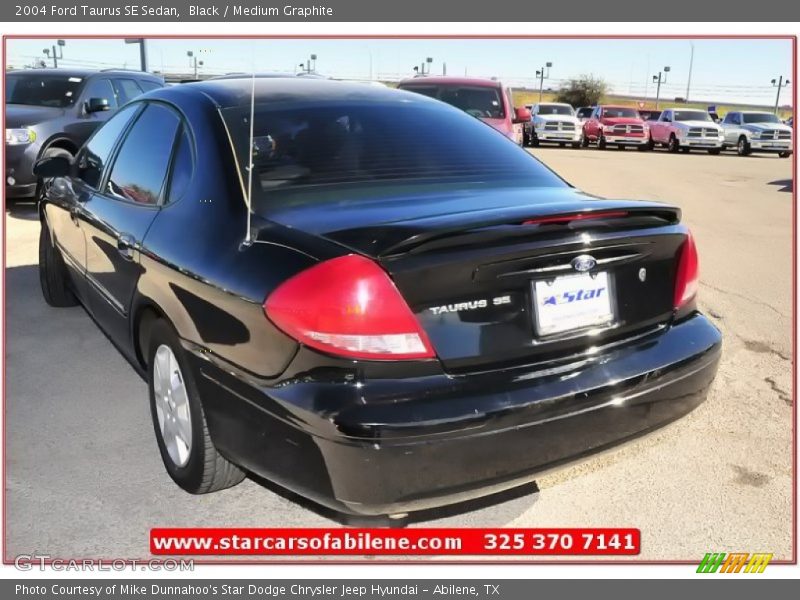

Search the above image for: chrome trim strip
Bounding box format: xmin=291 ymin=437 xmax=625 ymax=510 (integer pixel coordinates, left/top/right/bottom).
xmin=500 ymin=253 xmax=641 ymax=277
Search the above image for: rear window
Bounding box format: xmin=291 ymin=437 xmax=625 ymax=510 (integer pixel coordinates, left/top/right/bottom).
xmin=576 ymin=107 xmax=593 ymax=118
xmin=401 ymin=85 xmax=505 ymax=119
xmin=222 ymin=100 xmax=565 ymax=213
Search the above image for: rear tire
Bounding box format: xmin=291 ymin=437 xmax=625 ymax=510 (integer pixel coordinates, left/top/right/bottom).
xmin=38 ymin=219 xmax=78 ymax=307
xmin=580 ymin=132 xmax=590 ymax=148
xmin=708 ymin=148 xmax=722 ymax=155
xmin=597 ymin=134 xmax=607 ymax=150
xmin=531 ymin=135 xmax=540 ymax=147
xmin=779 ymin=151 xmax=792 ymax=158
xmin=147 ymin=319 xmax=246 ymax=494
xmin=571 ymin=141 xmax=581 ymax=149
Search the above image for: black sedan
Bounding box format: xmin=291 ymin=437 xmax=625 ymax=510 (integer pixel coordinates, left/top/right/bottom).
xmin=35 ymin=78 xmax=721 ymax=518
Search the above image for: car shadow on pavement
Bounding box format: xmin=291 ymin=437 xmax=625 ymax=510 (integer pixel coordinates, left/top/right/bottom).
xmin=4 ymin=199 xmax=38 ymax=220
xmin=768 ymin=179 xmax=793 ymax=192
xmin=248 ymin=472 xmax=539 ymax=528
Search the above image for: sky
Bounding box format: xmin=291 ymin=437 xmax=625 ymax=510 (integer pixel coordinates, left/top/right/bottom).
xmin=5 ymin=37 xmax=793 ymax=107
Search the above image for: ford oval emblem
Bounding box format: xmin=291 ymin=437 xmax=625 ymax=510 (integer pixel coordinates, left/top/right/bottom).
xmin=571 ymin=254 xmax=597 ymax=272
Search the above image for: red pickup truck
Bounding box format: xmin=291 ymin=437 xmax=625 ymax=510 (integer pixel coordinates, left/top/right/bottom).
xmin=582 ymin=105 xmax=649 ymax=150
xmin=397 ymin=76 xmax=530 ymax=145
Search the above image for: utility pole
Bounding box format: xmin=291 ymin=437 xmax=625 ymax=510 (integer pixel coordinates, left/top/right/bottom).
xmin=772 ymin=76 xmax=790 ymax=114
xmin=125 ymin=38 xmax=148 ymax=71
xmin=652 ymin=66 xmax=671 ymax=110
xmin=536 ymin=62 xmax=552 ymax=102
xmin=43 ymin=40 xmax=65 ymax=68
xmin=187 ymin=49 xmax=209 ymax=79
xmin=685 ymin=42 xmax=694 ymax=102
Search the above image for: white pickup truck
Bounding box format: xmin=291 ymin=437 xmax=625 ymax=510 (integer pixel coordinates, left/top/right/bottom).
xmin=720 ymin=111 xmax=792 ymax=157
xmin=648 ymin=108 xmax=725 ymax=154
xmin=524 ymin=102 xmax=583 ymax=148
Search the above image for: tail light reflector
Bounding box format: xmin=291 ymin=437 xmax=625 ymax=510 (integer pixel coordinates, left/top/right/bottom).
xmin=674 ymin=230 xmax=699 ymax=309
xmin=264 ymin=255 xmax=435 ymax=360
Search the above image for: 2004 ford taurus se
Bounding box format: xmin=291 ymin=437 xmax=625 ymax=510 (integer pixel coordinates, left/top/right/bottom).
xmin=35 ymin=79 xmax=721 ymax=517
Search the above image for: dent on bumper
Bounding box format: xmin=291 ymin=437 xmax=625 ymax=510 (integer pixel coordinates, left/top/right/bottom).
xmin=195 ymin=313 xmax=721 ymax=516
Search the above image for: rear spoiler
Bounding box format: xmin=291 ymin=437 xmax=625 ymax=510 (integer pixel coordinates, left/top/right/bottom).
xmin=379 ymin=205 xmax=681 ymax=257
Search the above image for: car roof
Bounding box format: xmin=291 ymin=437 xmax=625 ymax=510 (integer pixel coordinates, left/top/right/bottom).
xmin=150 ymin=77 xmax=431 ymax=111
xmin=398 ymin=76 xmax=502 ymax=88
xmin=6 ymin=67 xmax=162 ymax=81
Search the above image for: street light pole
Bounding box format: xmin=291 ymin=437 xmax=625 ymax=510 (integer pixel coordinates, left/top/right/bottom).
xmin=772 ymin=76 xmax=790 ymax=115
xmin=44 ymin=40 xmax=65 ymax=68
xmin=536 ymin=62 xmax=552 ymax=102
xmin=685 ymin=42 xmax=694 ymax=102
xmin=653 ymin=66 xmax=671 ymax=110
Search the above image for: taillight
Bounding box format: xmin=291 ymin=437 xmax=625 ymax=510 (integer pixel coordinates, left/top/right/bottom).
xmin=264 ymin=254 xmax=435 ymax=360
xmin=674 ymin=230 xmax=699 ymax=309
xmin=523 ymin=210 xmax=628 ymax=226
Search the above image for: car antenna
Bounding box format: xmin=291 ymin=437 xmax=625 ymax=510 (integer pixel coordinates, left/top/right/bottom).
xmin=243 ymin=70 xmax=256 ymax=246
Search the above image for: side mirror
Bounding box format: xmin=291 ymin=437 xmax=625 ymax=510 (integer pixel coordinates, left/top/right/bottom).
xmin=33 ymin=155 xmax=71 ymax=178
xmin=513 ymin=106 xmax=532 ymax=124
xmin=85 ymin=97 xmax=110 ymax=113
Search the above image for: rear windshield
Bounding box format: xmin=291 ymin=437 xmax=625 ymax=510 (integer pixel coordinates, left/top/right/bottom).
xmin=400 ymin=85 xmax=505 ymax=119
xmin=6 ymin=73 xmax=84 ymax=108
xmin=602 ymin=107 xmax=640 ymax=119
xmin=537 ymin=104 xmax=574 ymax=116
xmin=673 ymin=110 xmax=711 ymax=122
xmin=742 ymin=113 xmax=780 ymax=124
xmin=221 ymin=100 xmax=565 ymax=212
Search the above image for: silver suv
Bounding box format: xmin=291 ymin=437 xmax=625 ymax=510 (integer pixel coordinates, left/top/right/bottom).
xmin=720 ymin=111 xmax=792 ymax=157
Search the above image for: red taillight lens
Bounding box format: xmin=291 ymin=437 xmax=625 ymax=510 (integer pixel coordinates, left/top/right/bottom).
xmin=264 ymin=255 xmax=435 ymax=360
xmin=522 ymin=211 xmax=628 ymax=226
xmin=674 ymin=230 xmax=699 ymax=309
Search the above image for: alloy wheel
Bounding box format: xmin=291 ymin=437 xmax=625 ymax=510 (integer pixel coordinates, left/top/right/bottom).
xmin=153 ymin=344 xmax=193 ymax=467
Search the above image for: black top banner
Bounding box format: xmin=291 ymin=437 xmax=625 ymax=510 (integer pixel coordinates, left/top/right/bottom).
xmin=3 ymin=0 xmax=799 ymax=22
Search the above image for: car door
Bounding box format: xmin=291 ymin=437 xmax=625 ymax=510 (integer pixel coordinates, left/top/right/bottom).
xmin=81 ymin=102 xmax=182 ymax=343
xmin=585 ymin=107 xmax=601 ymax=139
xmin=44 ymin=103 xmax=142 ymax=303
xmin=654 ymin=110 xmax=671 ymax=143
xmin=722 ymin=112 xmax=741 ymax=144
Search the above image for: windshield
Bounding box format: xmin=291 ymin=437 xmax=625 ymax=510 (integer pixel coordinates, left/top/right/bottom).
xmin=537 ymin=104 xmax=574 ymax=116
xmin=400 ymin=84 xmax=505 ymax=119
xmin=602 ymin=107 xmax=640 ymax=119
xmin=221 ymin=100 xmax=565 ymax=213
xmin=673 ymin=110 xmax=711 ymax=122
xmin=5 ymin=73 xmax=84 ymax=108
xmin=742 ymin=113 xmax=781 ymax=124
xmin=576 ymin=107 xmax=593 ymax=118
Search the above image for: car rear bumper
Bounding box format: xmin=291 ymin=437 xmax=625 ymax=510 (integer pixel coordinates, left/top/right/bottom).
xmin=192 ymin=313 xmax=721 ymax=516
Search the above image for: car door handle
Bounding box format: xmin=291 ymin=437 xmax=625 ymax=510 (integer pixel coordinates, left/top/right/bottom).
xmin=117 ymin=234 xmax=136 ymax=261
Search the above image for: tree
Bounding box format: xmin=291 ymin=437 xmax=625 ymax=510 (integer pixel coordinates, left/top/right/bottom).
xmin=556 ymin=75 xmax=608 ymax=107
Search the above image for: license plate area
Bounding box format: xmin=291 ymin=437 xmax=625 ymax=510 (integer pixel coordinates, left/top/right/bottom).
xmin=532 ymin=272 xmax=616 ymax=337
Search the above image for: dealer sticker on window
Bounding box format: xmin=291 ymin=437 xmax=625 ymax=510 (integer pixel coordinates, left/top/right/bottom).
xmin=533 ymin=272 xmax=614 ymax=336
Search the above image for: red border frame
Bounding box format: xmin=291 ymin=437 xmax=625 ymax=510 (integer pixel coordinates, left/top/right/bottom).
xmin=1 ymin=33 xmax=796 ymax=567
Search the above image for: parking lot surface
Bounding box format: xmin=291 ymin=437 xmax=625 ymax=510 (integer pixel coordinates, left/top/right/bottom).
xmin=4 ymin=147 xmax=793 ymax=561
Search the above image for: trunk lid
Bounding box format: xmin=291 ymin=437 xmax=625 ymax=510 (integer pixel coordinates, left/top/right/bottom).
xmin=265 ymin=185 xmax=685 ymax=373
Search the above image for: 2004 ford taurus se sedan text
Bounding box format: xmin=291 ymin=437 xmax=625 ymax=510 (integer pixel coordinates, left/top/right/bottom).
xmin=35 ymin=79 xmax=721 ymax=517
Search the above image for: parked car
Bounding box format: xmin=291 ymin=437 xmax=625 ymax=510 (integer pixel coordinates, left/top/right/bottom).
xmin=36 ymin=78 xmax=721 ymax=518
xmin=575 ymin=106 xmax=594 ymax=123
xmin=582 ymin=105 xmax=650 ymax=150
xmin=5 ymin=68 xmax=164 ymax=199
xmin=640 ymin=109 xmax=661 ymax=122
xmin=720 ymin=111 xmax=793 ymax=157
xmin=648 ymin=108 xmax=725 ymax=154
xmin=525 ymin=102 xmax=583 ymax=148
xmin=397 ymin=76 xmax=530 ymax=145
